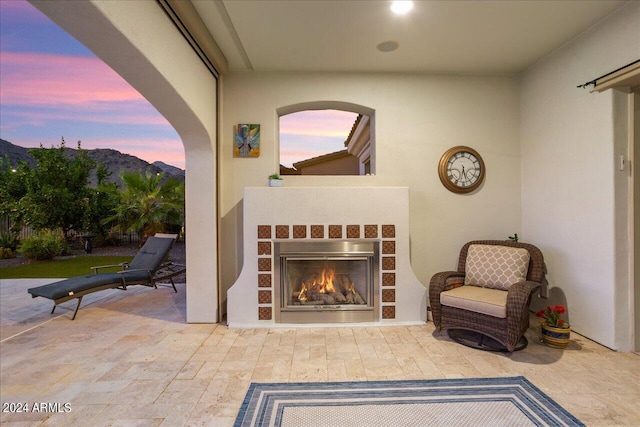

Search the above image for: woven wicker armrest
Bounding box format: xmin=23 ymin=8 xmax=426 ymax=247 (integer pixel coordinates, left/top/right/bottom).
xmin=506 ymin=281 xmax=541 ymax=317
xmin=504 ymin=281 xmax=541 ymax=350
xmin=430 ymin=271 xmax=465 ymax=292
xmin=429 ymin=271 xmax=465 ymax=328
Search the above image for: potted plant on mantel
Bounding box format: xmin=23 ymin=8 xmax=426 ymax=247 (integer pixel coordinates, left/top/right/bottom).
xmin=268 ymin=173 xmax=283 ymax=187
xmin=537 ymin=305 xmax=571 ymax=349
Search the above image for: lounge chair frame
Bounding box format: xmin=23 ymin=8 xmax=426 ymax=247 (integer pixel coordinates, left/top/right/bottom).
xmin=28 ymin=235 xmax=185 ymax=320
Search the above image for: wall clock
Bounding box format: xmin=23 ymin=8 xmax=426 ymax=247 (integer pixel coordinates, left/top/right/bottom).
xmin=438 ymin=146 xmax=485 ymax=194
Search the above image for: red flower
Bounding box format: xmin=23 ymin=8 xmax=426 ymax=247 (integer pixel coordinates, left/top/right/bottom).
xmin=539 ymin=304 xmax=569 ymax=328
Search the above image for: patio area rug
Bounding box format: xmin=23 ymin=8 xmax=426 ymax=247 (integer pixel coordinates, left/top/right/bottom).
xmin=234 ymin=376 xmax=584 ymax=427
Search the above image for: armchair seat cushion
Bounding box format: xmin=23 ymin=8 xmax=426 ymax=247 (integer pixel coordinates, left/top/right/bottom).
xmin=440 ymin=285 xmax=508 ymax=318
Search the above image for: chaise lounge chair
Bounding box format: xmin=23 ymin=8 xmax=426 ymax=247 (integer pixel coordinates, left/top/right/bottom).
xmin=27 ymin=235 xmax=186 ymax=320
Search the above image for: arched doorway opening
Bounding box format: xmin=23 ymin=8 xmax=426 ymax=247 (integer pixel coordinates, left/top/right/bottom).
xmin=29 ymin=0 xmax=219 ymax=322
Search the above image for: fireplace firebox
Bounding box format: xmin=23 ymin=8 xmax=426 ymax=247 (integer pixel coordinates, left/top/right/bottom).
xmin=274 ymin=241 xmax=380 ymax=323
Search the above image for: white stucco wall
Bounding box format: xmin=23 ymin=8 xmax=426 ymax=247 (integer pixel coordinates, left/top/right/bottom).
xmin=31 ymin=0 xmax=219 ymax=323
xmin=220 ymin=72 xmax=523 ymax=308
xmin=521 ymin=1 xmax=639 ymax=350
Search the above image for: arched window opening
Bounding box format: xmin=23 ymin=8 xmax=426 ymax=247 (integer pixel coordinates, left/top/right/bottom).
xmin=278 ymin=104 xmax=374 ymax=176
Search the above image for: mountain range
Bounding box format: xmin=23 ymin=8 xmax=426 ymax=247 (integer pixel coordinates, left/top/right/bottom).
xmin=0 ymin=139 xmax=184 ymax=186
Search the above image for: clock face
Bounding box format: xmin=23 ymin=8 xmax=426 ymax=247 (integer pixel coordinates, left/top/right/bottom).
xmin=438 ymin=146 xmax=485 ymax=193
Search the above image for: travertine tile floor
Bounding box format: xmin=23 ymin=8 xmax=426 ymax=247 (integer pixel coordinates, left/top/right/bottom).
xmin=1 ymin=279 xmax=639 ymax=426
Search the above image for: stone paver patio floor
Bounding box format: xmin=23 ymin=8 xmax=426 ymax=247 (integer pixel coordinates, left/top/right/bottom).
xmin=1 ymin=278 xmax=639 ymax=426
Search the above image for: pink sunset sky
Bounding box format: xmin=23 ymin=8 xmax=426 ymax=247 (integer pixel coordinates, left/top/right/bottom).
xmin=279 ymin=110 xmax=358 ymax=168
xmin=0 ymin=0 xmax=185 ymax=168
xmin=0 ymin=0 xmax=355 ymax=171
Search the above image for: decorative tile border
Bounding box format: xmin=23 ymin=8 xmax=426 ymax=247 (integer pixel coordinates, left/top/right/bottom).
xmin=382 ymin=256 xmax=396 ymax=270
xmin=328 ymin=225 xmax=342 ymax=239
xmin=258 ymin=242 xmax=271 ymax=255
xmin=364 ymin=225 xmax=378 ymax=238
xmin=382 ymin=306 xmax=396 ymax=319
xmin=258 ymin=225 xmax=271 ymax=239
xmin=275 ymin=225 xmax=289 ymax=239
xmin=310 ymin=225 xmax=324 ymax=238
xmin=258 ymin=307 xmax=272 ymax=320
xmin=257 ymin=226 xmax=274 ymax=320
xmin=382 ymin=272 xmax=396 ymax=286
xmin=293 ymin=225 xmax=306 ymax=239
xmin=255 ymin=223 xmax=397 ymax=321
xmin=258 ymin=290 xmax=272 ymax=304
xmin=258 ymin=274 xmax=271 ymax=288
xmin=382 ymin=241 xmax=395 ymax=254
xmin=258 ymin=258 xmax=272 ymax=272
xmin=346 ymin=225 xmax=360 ymax=239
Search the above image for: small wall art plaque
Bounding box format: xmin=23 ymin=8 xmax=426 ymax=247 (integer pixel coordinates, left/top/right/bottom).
xmin=234 ymin=124 xmax=260 ymax=157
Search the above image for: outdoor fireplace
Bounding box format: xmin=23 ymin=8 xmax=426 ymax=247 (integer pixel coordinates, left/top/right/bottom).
xmin=226 ymin=187 xmax=426 ymax=327
xmin=274 ymin=241 xmax=379 ymax=323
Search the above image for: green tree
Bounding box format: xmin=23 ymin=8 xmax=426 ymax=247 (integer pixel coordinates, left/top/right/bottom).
xmin=0 ymin=156 xmax=30 ymax=236
xmin=85 ymin=163 xmax=120 ymax=241
xmin=20 ymin=139 xmax=95 ymax=237
xmin=105 ymin=170 xmax=184 ymax=241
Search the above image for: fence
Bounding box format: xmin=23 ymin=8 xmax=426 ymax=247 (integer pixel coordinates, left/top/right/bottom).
xmin=0 ymin=217 xmax=141 ymax=245
xmin=1 ymin=217 xmax=35 ymax=240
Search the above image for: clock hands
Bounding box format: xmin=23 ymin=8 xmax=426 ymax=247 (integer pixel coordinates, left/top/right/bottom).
xmin=450 ymin=165 xmax=475 ymax=184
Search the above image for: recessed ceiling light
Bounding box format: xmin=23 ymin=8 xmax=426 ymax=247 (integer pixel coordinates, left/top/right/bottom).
xmin=377 ymin=41 xmax=399 ymax=52
xmin=391 ymin=0 xmax=414 ymax=15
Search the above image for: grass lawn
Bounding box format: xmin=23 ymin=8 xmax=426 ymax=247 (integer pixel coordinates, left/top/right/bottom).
xmin=0 ymin=256 xmax=133 ymax=279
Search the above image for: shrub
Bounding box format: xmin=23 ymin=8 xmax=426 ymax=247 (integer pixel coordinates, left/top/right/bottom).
xmin=0 ymin=232 xmax=19 ymax=251
xmin=18 ymin=231 xmax=69 ymax=260
xmin=0 ymin=247 xmax=14 ymax=259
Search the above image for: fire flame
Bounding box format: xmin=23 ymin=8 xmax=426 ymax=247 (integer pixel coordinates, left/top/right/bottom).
xmin=298 ymin=282 xmax=308 ymax=302
xmin=297 ymin=266 xmax=336 ymax=301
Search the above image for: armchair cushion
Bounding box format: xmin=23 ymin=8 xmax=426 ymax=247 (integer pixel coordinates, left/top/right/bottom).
xmin=464 ymin=244 xmax=530 ymax=290
xmin=440 ymin=286 xmax=508 ymax=318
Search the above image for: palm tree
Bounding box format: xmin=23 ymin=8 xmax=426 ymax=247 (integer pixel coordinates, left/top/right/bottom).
xmin=105 ymin=170 xmax=184 ymax=242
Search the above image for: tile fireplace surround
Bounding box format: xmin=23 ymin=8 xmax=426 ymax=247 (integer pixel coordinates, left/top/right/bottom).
xmin=227 ymin=187 xmax=427 ymax=328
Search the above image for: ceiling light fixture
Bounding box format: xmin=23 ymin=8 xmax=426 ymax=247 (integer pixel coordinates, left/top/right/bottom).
xmin=390 ymin=0 xmax=414 ymax=15
xmin=377 ymin=41 xmax=399 ymax=52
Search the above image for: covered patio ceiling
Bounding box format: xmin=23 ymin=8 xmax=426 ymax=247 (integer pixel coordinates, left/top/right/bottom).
xmin=192 ymin=0 xmax=626 ymax=74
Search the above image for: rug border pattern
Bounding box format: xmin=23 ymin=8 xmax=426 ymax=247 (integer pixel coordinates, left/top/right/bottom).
xmin=234 ymin=376 xmax=584 ymax=427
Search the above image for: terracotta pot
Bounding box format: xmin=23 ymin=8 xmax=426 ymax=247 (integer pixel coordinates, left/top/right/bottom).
xmin=540 ymin=321 xmax=571 ymax=349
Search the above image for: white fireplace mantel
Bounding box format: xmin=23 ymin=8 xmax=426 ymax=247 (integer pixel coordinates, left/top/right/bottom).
xmin=227 ymin=187 xmax=427 ymax=328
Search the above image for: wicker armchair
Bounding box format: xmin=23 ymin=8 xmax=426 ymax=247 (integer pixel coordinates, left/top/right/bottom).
xmin=429 ymin=240 xmax=544 ymax=352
